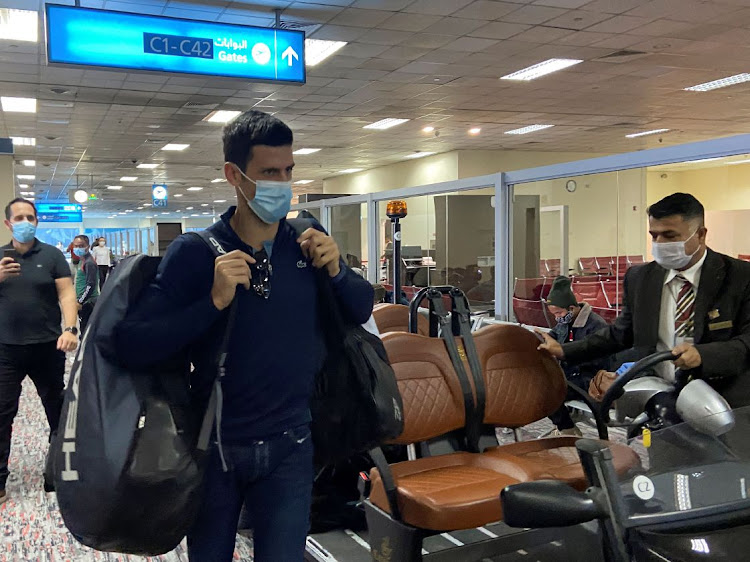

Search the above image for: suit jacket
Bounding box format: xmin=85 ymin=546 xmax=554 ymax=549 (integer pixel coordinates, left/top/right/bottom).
xmin=563 ymin=249 xmax=750 ymax=407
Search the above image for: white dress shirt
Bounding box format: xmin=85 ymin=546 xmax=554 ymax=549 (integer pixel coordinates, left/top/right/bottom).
xmin=656 ymin=250 xmax=707 ymax=381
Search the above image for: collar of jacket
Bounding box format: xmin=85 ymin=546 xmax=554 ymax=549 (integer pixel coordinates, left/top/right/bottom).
xmin=572 ymin=302 xmax=592 ymax=329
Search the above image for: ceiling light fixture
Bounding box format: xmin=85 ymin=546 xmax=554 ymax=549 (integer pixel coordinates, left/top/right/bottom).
xmin=505 ymin=124 xmax=554 ymax=135
xmin=211 ymin=178 xmax=225 ymax=183
xmin=213 ymin=199 xmax=226 ymax=203
xmin=203 ymin=110 xmax=242 ymax=123
xmin=305 ymin=39 xmax=347 ymax=67
xmin=107 ymin=185 xmax=123 ymax=190
xmin=501 ymin=58 xmax=583 ymax=81
xmin=187 ymin=186 xmax=204 ymax=191
xmin=73 ymin=190 xmax=88 ymax=203
xmin=162 ymin=143 xmax=189 ymax=151
xmin=293 ymin=148 xmax=321 ymax=155
xmin=468 ymin=128 xmax=481 ymax=135
xmin=294 ymin=180 xmax=314 ymax=185
xmin=186 ymin=206 xmax=194 ymax=210
xmin=405 ymin=152 xmax=436 ymax=159
xmin=16 ymin=174 xmax=34 ymax=180
xmin=143 ymin=203 xmax=152 ymax=207
xmin=201 ymin=203 xmax=209 ymax=207
xmin=21 ymin=160 xmax=35 ymax=166
xmin=11 ymin=137 xmax=35 ymax=146
xmin=684 ymin=73 xmax=750 ymax=92
xmin=174 ymin=194 xmax=183 ymax=197
xmin=0 ymin=8 xmax=38 ymax=42
xmin=20 ymin=191 xmax=34 ymax=196
xmin=422 ymin=126 xmax=435 ymax=133
xmin=364 ymin=118 xmax=410 ymax=130
xmin=120 ymin=176 xmax=137 ymax=181
xmin=137 ymin=163 xmax=159 ymax=169
xmin=340 ymin=168 xmax=363 ymax=174
xmin=18 ymin=183 xmax=28 ymax=188
xmin=625 ymin=128 xmax=670 ymax=138
xmin=1 ymin=96 xmax=36 ymax=113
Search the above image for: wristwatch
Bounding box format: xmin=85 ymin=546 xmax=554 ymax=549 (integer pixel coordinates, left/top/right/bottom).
xmin=64 ymin=326 xmax=79 ymax=336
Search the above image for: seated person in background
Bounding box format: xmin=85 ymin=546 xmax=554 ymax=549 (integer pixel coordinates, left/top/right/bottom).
xmin=541 ymin=276 xmax=611 ymax=436
xmin=466 ymin=266 xmax=495 ymax=303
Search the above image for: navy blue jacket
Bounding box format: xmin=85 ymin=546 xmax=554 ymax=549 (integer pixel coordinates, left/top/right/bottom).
xmin=551 ymin=303 xmax=610 ymax=384
xmin=116 ymin=208 xmax=374 ymax=442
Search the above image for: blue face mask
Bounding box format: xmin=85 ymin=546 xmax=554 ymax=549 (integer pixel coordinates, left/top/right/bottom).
xmin=556 ymin=311 xmax=574 ymax=325
xmin=73 ymin=248 xmax=87 ymax=257
xmin=12 ymin=221 xmax=36 ymax=244
xmin=233 ymin=166 xmax=293 ymax=224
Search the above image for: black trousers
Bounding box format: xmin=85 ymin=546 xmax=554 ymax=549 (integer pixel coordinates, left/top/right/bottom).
xmin=98 ymin=265 xmax=109 ymax=289
xmin=79 ymin=300 xmax=96 ymax=335
xmin=0 ymin=341 xmax=65 ymax=489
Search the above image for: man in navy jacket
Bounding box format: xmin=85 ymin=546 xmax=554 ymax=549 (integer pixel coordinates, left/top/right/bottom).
xmin=116 ymin=110 xmax=373 ymax=561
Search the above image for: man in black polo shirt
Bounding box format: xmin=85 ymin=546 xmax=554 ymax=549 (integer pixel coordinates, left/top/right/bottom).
xmin=0 ymin=198 xmax=79 ymax=505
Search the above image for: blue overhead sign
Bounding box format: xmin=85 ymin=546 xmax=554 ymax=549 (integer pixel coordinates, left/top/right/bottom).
xmin=37 ymin=203 xmax=83 ymax=223
xmin=152 ymin=184 xmax=168 ymax=208
xmin=45 ymin=4 xmax=306 ymax=83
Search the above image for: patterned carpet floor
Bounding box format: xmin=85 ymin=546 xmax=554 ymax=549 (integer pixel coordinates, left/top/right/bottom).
xmin=0 ymin=364 xmax=255 ymax=562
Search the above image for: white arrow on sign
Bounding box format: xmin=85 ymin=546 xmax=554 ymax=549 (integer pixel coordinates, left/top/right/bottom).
xmin=282 ymin=46 xmax=299 ymax=67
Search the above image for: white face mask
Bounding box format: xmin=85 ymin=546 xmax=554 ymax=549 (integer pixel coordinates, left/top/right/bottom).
xmin=652 ymin=229 xmax=699 ymax=270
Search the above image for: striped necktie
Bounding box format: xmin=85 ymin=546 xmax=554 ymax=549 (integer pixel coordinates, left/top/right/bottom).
xmin=674 ymin=275 xmax=695 ymax=338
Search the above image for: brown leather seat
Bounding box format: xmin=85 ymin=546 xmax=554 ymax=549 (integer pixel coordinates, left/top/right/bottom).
xmin=373 ymin=303 xmax=429 ymax=336
xmin=369 ymin=332 xmax=527 ymax=531
xmin=473 ymin=324 xmax=640 ymax=489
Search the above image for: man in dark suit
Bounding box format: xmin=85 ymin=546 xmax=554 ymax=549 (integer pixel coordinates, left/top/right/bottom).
xmin=538 ymin=193 xmax=750 ymax=408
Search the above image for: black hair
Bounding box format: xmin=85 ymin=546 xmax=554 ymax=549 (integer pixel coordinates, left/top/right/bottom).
xmin=5 ymin=198 xmax=37 ymax=220
xmin=222 ymin=110 xmax=293 ymax=171
xmin=74 ymin=234 xmax=90 ymax=245
xmin=648 ymin=193 xmax=704 ymax=224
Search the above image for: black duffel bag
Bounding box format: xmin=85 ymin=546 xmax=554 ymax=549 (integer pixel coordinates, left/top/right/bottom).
xmin=289 ymin=219 xmax=404 ymax=463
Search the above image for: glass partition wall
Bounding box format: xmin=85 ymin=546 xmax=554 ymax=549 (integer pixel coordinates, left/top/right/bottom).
xmin=290 ymin=134 xmax=750 ymax=323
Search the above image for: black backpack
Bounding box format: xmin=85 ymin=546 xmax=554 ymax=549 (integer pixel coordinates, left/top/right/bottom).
xmin=50 ymin=230 xmax=235 ymax=556
xmin=288 ymin=218 xmax=404 ymax=463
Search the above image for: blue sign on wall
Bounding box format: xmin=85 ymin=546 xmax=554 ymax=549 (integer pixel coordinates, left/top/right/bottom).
xmin=152 ymin=184 xmax=168 ymax=208
xmin=46 ymin=5 xmax=306 ymax=84
xmin=37 ymin=203 xmax=83 ymax=223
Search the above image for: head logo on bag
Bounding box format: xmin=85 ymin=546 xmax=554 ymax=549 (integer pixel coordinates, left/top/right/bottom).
xmin=60 ymin=332 xmax=88 ymax=482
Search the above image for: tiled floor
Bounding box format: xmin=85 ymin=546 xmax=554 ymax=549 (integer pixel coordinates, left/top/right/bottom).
xmin=0 ymin=369 xmax=255 ymax=561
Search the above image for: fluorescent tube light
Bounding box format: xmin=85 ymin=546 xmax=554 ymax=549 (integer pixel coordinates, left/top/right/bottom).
xmin=1 ymin=96 xmax=36 ymax=112
xmin=422 ymin=126 xmax=435 ymax=133
xmin=21 ymin=160 xmax=35 ymax=166
xmin=20 ymin=191 xmax=34 ymax=196
xmin=203 ymin=110 xmax=242 ymax=123
xmin=107 ymin=186 xmax=123 ymax=190
xmin=0 ymin=9 xmax=38 ymax=42
xmin=11 ymin=137 xmax=35 ymax=146
xmin=364 ymin=118 xmax=410 ymax=130
xmin=501 ymin=58 xmax=583 ymax=81
xmin=293 ymin=148 xmax=321 ymax=155
xmin=173 ymin=194 xmax=183 ymax=197
xmin=18 ymin=184 xmax=28 ymax=188
xmin=505 ymin=124 xmax=554 ymax=135
xmin=16 ymin=174 xmax=34 ymax=180
xmin=405 ymin=152 xmax=436 ymax=159
xmin=213 ymin=199 xmax=227 ymax=203
xmin=305 ymin=39 xmax=347 ymax=67
xmin=294 ymin=180 xmax=314 ymax=185
xmin=201 ymin=203 xmax=209 ymax=207
xmin=136 ymin=163 xmax=159 ymax=169
xmin=187 ymin=187 xmax=204 ymax=191
xmin=162 ymin=143 xmax=189 ymax=151
xmin=211 ymin=178 xmax=226 ymax=183
xmin=340 ymin=168 xmax=363 ymax=174
xmin=120 ymin=176 xmax=137 ymax=181
xmin=625 ymin=128 xmax=670 ymax=138
xmin=684 ymin=73 xmax=750 ymax=92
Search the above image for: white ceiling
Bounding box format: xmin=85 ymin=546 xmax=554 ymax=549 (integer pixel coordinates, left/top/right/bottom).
xmin=3 ymin=0 xmax=750 ymax=216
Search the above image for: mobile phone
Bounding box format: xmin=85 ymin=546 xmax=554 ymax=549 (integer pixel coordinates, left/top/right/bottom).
xmin=2 ymin=248 xmax=17 ymax=261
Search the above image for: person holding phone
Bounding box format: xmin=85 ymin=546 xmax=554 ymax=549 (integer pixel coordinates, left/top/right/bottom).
xmin=0 ymin=198 xmax=79 ymax=506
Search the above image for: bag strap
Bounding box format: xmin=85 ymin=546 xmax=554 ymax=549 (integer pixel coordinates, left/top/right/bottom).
xmin=187 ymin=231 xmax=238 ymax=464
xmin=450 ymin=288 xmax=486 ymax=451
xmin=426 ymin=289 xmax=480 ymax=452
xmin=369 ymin=447 xmax=401 ymax=520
